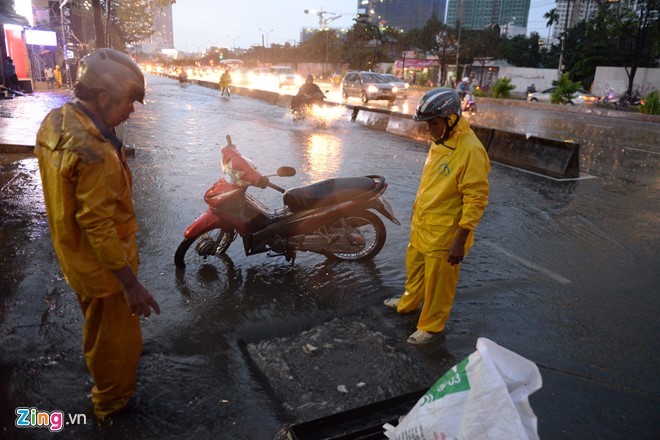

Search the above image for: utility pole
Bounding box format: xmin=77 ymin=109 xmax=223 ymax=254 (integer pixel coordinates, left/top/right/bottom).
xmin=557 ymin=0 xmax=572 ymax=81
xmin=455 ymin=0 xmax=464 ymax=81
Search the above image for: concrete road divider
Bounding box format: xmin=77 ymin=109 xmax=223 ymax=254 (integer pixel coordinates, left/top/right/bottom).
xmin=348 ymin=105 xmax=580 ymax=179
xmin=484 ymin=129 xmax=580 ymax=179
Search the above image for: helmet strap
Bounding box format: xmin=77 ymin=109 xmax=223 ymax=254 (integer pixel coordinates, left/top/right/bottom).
xmin=434 ymin=115 xmax=459 ymax=144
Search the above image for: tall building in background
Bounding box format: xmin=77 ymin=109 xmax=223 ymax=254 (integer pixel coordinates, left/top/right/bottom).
xmin=551 ymin=0 xmax=598 ymax=40
xmin=139 ymin=2 xmax=174 ymax=54
xmin=358 ymin=0 xmax=447 ymax=31
xmin=153 ymin=3 xmax=174 ymax=47
xmin=446 ymin=0 xmax=530 ymax=31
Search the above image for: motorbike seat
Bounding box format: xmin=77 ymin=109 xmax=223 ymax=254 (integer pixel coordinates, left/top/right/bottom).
xmin=283 ymin=177 xmax=375 ymax=212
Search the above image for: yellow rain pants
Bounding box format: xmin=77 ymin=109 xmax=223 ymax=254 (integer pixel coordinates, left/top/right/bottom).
xmin=79 ymin=294 xmax=142 ymax=419
xmin=397 ymin=243 xmax=462 ymax=333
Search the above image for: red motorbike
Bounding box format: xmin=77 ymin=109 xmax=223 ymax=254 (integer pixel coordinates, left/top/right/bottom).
xmin=174 ymin=135 xmax=400 ymax=269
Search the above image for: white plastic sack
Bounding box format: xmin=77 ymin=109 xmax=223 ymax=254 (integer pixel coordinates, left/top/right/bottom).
xmin=384 ymin=337 xmax=542 ymax=440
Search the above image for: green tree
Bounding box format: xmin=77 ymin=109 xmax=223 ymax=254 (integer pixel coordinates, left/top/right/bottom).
xmin=501 ymin=33 xmax=543 ymax=68
xmin=562 ymin=0 xmax=659 ymax=93
xmin=490 ymin=77 xmax=516 ymax=98
xmin=410 ymin=17 xmax=456 ymax=86
xmin=551 ymin=73 xmax=580 ymax=104
xmin=298 ymin=29 xmax=342 ymax=65
xmin=342 ymin=17 xmax=387 ymax=70
xmin=543 ymin=8 xmax=559 ymax=45
xmin=73 ymin=0 xmax=176 ymax=51
xmin=460 ymin=26 xmax=502 ymax=85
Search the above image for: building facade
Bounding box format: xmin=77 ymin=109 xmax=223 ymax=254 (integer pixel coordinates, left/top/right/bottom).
xmin=139 ymin=2 xmax=174 ymax=54
xmin=551 ymin=0 xmax=598 ymax=40
xmin=357 ymin=0 xmax=447 ymax=31
xmin=446 ymin=0 xmax=530 ymax=30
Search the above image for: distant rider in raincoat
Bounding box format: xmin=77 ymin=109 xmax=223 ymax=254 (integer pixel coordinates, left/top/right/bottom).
xmin=35 ymin=49 xmax=160 ymax=420
xmin=219 ymin=68 xmax=232 ymax=95
xmin=384 ymin=88 xmax=490 ymax=344
xmin=291 ymin=74 xmax=324 ymax=120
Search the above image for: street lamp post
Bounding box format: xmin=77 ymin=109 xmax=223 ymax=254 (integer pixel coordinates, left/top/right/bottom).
xmin=258 ymin=28 xmax=274 ymax=48
xmin=258 ymin=28 xmax=273 ymax=64
xmin=227 ymin=35 xmax=240 ymax=52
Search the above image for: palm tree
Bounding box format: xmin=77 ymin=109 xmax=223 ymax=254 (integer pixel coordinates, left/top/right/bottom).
xmin=544 ymin=8 xmax=560 ymax=46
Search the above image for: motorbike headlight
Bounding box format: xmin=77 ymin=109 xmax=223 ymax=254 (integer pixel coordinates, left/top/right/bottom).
xmin=392 ymin=86 xmax=399 ymax=93
xmin=367 ymin=85 xmax=379 ymax=93
xmin=404 ymin=83 xmax=410 ymax=89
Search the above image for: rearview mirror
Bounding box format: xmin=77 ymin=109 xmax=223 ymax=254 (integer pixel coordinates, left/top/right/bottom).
xmin=277 ymin=166 xmax=296 ymax=177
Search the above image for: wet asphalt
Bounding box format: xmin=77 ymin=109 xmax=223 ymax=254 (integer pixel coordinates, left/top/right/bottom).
xmin=0 ymin=75 xmax=658 ymax=439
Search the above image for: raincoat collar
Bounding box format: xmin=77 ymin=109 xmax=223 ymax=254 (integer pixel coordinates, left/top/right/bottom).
xmin=73 ymin=101 xmax=124 ymax=156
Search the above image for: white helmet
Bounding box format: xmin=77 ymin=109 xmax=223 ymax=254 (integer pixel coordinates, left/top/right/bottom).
xmin=462 ymin=77 xmax=470 ymax=82
xmin=77 ymin=48 xmax=145 ymax=103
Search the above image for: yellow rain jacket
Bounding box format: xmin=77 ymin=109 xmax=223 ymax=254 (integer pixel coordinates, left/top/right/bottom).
xmin=409 ymin=116 xmax=490 ymax=256
xmin=35 ymin=103 xmax=139 ymax=299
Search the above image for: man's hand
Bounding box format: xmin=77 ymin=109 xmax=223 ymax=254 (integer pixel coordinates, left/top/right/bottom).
xmin=448 ymin=227 xmax=470 ymax=265
xmin=256 ymin=176 xmax=269 ymax=189
xmin=114 ymin=266 xmax=161 ymax=317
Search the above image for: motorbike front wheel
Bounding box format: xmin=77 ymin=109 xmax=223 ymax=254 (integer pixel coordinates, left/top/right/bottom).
xmin=174 ymin=228 xmax=236 ymax=269
xmin=324 ymin=210 xmax=386 ymax=261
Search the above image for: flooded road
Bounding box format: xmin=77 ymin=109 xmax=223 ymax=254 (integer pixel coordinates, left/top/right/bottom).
xmin=1 ymin=75 xmax=658 ymax=438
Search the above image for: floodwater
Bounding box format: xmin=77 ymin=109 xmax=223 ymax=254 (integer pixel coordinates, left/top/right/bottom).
xmin=1 ymin=75 xmax=658 ymax=438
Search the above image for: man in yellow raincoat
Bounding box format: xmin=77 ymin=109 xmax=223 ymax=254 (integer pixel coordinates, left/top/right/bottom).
xmin=385 ymin=88 xmax=490 ymax=344
xmin=219 ymin=68 xmax=232 ymax=96
xmin=35 ymin=49 xmax=160 ymax=419
xmin=53 ymin=64 xmax=62 ymax=88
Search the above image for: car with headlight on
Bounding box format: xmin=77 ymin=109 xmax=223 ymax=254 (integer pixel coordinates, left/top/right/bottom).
xmin=340 ymin=71 xmax=396 ymax=103
xmin=268 ymin=66 xmax=303 ymax=88
xmin=380 ymin=73 xmax=409 ymax=98
xmin=527 ymin=86 xmax=599 ymax=105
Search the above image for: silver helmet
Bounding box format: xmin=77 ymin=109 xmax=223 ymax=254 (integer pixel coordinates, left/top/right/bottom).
xmin=77 ymin=48 xmax=145 ymax=104
xmin=413 ymin=88 xmax=461 ymax=122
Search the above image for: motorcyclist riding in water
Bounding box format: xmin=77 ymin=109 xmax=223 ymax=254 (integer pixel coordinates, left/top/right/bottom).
xmin=219 ymin=69 xmax=232 ymax=96
xmin=457 ymin=76 xmax=472 ymax=101
xmin=178 ymin=68 xmax=187 ymax=83
xmin=291 ymin=74 xmax=325 ymax=120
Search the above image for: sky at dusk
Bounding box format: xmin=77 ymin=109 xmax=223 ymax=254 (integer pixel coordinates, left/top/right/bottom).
xmin=172 ymin=1 xmax=556 ymax=52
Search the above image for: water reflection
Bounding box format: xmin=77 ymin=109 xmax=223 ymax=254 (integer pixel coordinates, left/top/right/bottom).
xmin=301 ymin=132 xmax=343 ymax=183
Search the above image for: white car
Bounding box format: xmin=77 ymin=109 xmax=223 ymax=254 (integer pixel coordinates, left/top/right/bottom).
xmin=527 ymin=86 xmax=599 ymax=105
xmin=268 ymin=66 xmax=303 ymax=88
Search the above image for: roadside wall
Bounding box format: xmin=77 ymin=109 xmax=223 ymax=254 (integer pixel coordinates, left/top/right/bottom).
xmin=497 ymin=67 xmax=557 ymax=93
xmin=496 ymin=66 xmax=660 ymax=97
xmin=592 ymin=67 xmax=660 ymax=97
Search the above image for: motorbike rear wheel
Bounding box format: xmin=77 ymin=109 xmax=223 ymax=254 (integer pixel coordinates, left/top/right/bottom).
xmin=324 ymin=210 xmax=386 ymax=261
xmin=174 ymin=228 xmax=236 ymax=269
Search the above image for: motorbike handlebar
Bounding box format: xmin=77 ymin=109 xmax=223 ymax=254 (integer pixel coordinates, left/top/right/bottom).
xmin=268 ymin=182 xmax=286 ymax=193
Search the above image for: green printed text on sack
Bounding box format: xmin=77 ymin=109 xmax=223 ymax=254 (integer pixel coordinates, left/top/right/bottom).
xmin=422 ymin=357 xmax=470 ymax=405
